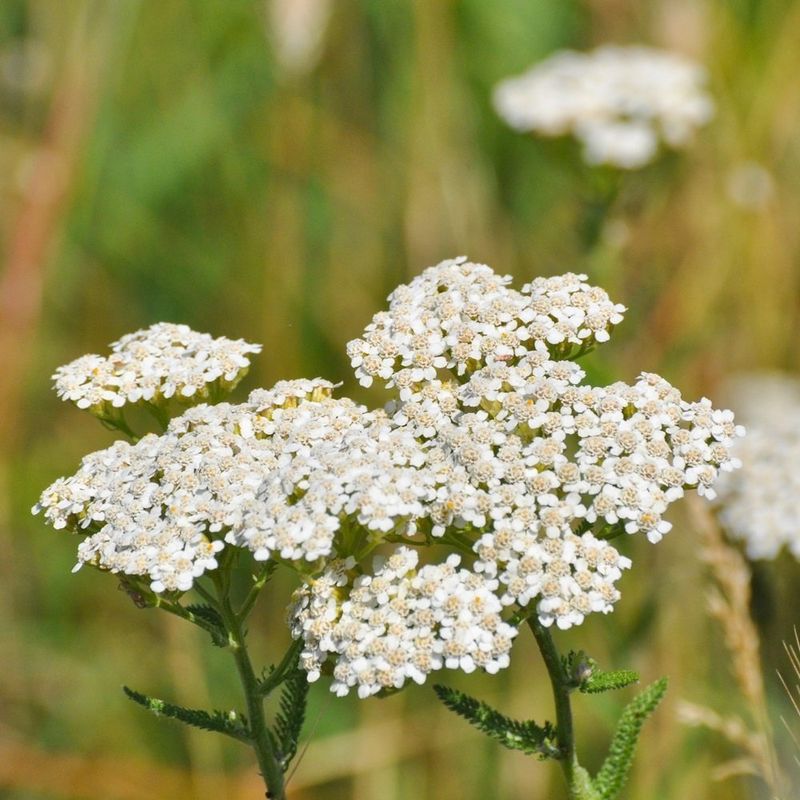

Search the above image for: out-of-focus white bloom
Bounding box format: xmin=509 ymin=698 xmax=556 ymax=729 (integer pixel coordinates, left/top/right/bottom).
xmin=726 ymin=161 xmax=775 ymax=212
xmin=52 ymin=323 xmax=262 ymax=415
xmin=34 ymin=380 xmax=439 ymax=592
xmin=714 ymin=373 xmax=800 ymax=560
xmin=581 ymin=120 xmax=658 ymax=170
xmin=493 ymin=45 xmax=714 ymax=169
xmin=267 ymin=0 xmax=333 ymax=75
xmin=289 ymin=547 xmax=517 ymax=697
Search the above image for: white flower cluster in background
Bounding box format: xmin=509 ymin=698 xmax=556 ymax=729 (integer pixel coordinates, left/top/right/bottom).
xmin=35 ymin=379 xmax=439 ymax=592
xmin=493 ymin=45 xmax=714 ymax=169
xmin=53 ymin=322 xmax=262 ymax=414
xmin=713 ymin=373 xmax=800 ymax=560
xmin=289 ymin=547 xmax=517 ymax=697
xmin=267 ymin=0 xmax=333 ymax=76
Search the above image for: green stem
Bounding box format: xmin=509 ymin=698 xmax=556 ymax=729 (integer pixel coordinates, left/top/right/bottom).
xmin=215 ymin=580 xmax=286 ymax=800
xmin=144 ymin=401 xmax=171 ymax=432
xmin=528 ymin=617 xmax=598 ymax=800
xmin=259 ymin=638 xmax=303 ymax=697
xmin=238 ymin=563 xmax=277 ymax=623
xmin=97 ymin=411 xmax=140 ymax=442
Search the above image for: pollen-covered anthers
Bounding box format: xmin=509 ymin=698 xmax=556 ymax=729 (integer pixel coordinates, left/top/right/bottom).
xmin=288 ymin=546 xmax=518 ymax=698
xmin=347 ymin=257 xmax=626 ymax=393
xmin=473 ymin=526 xmax=631 ymax=630
xmin=52 ymin=323 xmax=262 ymax=415
xmin=34 ymin=381 xmax=439 ymax=593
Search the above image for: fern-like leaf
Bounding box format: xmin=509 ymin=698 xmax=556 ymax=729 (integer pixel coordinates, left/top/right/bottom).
xmin=580 ymin=669 xmax=640 ymax=694
xmin=592 ymin=677 xmax=668 ymax=800
xmin=184 ymin=604 xmax=229 ymax=647
xmin=270 ymin=668 xmax=310 ymax=771
xmin=433 ymin=685 xmax=559 ymax=759
xmin=123 ymin=686 xmax=249 ymax=742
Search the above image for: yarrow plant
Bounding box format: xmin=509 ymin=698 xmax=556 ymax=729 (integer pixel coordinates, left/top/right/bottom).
xmin=493 ymin=45 xmax=714 ymax=170
xmin=34 ymin=259 xmax=742 ymax=800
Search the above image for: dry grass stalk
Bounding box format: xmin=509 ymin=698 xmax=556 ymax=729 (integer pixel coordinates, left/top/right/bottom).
xmin=685 ymin=494 xmax=786 ymax=796
xmin=777 ymin=627 xmax=800 ymax=769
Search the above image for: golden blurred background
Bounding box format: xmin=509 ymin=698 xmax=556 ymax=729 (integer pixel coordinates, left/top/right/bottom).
xmin=1 ymin=1 xmax=799 ymax=798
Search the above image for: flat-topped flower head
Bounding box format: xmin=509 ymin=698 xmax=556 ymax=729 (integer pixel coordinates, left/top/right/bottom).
xmin=34 ymin=379 xmax=438 ymax=593
xmin=714 ymin=373 xmax=800 ymax=560
xmin=347 ymin=258 xmax=743 ymax=631
xmin=53 ymin=322 xmax=262 ymax=415
xmin=289 ymin=546 xmax=517 ymax=697
xmin=347 ymin=257 xmax=625 ymax=393
xmin=493 ymin=45 xmax=714 ymax=169
xmin=394 ymin=359 xmax=742 ymax=547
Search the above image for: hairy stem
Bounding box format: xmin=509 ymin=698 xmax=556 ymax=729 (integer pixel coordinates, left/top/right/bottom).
xmin=528 ymin=617 xmax=598 ymax=800
xmin=215 ymin=581 xmax=286 ymax=799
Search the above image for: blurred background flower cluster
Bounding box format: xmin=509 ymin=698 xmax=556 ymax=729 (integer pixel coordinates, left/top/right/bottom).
xmin=1 ymin=1 xmax=799 ymax=798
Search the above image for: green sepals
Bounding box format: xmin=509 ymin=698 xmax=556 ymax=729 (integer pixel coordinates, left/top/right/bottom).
xmin=580 ymin=669 xmax=640 ymax=695
xmin=184 ymin=604 xmax=229 ymax=647
xmin=433 ymin=685 xmax=559 ymax=759
xmin=592 ymin=677 xmax=668 ymax=800
xmin=269 ymin=667 xmax=310 ymax=771
xmin=562 ymin=651 xmax=640 ymax=694
xmin=563 ymin=650 xmax=597 ymax=689
xmin=123 ymin=686 xmax=250 ymax=742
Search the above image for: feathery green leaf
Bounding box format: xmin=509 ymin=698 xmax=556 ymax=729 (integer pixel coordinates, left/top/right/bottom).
xmin=123 ymin=686 xmax=250 ymax=742
xmin=270 ymin=667 xmax=310 ymax=771
xmin=184 ymin=603 xmax=229 ymax=647
xmin=433 ymin=685 xmax=559 ymax=759
xmin=592 ymin=677 xmax=668 ymax=800
xmin=580 ymin=669 xmax=640 ymax=694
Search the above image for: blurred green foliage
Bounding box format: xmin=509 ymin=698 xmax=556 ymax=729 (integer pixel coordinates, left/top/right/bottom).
xmin=2 ymin=1 xmax=800 ymax=798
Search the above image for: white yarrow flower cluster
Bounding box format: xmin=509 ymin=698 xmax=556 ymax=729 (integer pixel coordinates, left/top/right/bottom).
xmin=36 ymin=268 xmax=745 ymax=698
xmin=289 ymin=547 xmax=517 ymax=697
xmin=350 ymin=259 xmax=742 ymax=631
xmin=347 ymin=256 xmax=625 ymax=391
xmin=474 ymin=528 xmax=630 ymax=630
xmin=493 ymin=45 xmax=714 ymax=169
xmin=53 ymin=323 xmax=262 ymax=414
xmin=714 ymin=374 xmax=800 ymax=560
xmin=34 ymin=379 xmax=438 ymax=592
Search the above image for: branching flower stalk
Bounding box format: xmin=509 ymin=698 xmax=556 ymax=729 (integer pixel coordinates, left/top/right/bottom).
xmin=527 ymin=617 xmax=585 ymax=795
xmin=34 ymin=263 xmax=742 ymax=799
